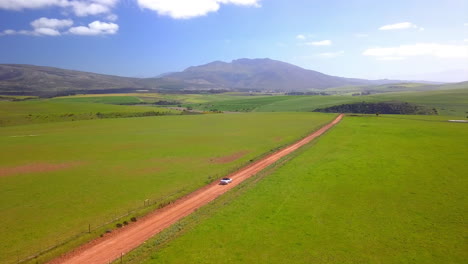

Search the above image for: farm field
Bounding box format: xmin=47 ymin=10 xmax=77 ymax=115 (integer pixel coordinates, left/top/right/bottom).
xmin=183 ymin=87 xmax=468 ymax=116
xmin=132 ymin=115 xmax=468 ymax=264
xmin=0 ymin=112 xmax=335 ymax=263
xmin=369 ymin=88 xmax=468 ymax=117
xmin=0 ymin=100 xmax=179 ymax=127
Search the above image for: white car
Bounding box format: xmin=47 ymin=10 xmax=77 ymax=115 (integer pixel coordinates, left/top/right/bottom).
xmin=220 ymin=178 xmax=233 ymax=185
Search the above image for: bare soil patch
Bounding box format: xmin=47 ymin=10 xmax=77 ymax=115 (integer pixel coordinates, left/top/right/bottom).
xmin=0 ymin=162 xmax=83 ymax=178
xmin=210 ymin=151 xmax=250 ymax=164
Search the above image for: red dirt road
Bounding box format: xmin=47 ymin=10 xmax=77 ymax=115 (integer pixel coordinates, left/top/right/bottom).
xmin=50 ymin=114 xmax=343 ymax=264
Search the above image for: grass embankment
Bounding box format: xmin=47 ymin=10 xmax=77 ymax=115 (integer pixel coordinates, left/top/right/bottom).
xmin=129 ymin=115 xmax=467 ymax=264
xmin=0 ymin=112 xmax=334 ymax=264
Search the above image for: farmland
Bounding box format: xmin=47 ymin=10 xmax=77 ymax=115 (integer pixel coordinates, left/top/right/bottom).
xmin=1 ymin=87 xmax=467 ymax=264
xmin=183 ymin=87 xmax=468 ymax=116
xmin=0 ymin=112 xmax=334 ymax=263
xmin=0 ymin=99 xmax=180 ymax=127
xmin=127 ymin=115 xmax=468 ymax=264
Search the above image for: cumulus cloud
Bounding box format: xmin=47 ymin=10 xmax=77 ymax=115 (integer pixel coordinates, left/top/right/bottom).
xmin=0 ymin=28 xmax=60 ymax=36
xmin=317 ymin=50 xmax=344 ymax=58
xmin=31 ymin=17 xmax=73 ymax=29
xmin=68 ymin=20 xmax=118 ymax=35
xmin=379 ymin=22 xmax=423 ymax=31
xmin=1 ymin=17 xmax=74 ymax=36
xmin=1 ymin=16 xmax=119 ymax=37
xmin=137 ymin=0 xmax=261 ymax=19
xmin=0 ymin=0 xmax=118 ymax=17
xmin=363 ymin=43 xmax=468 ymax=59
xmin=307 ymin=40 xmax=332 ymax=46
xmin=34 ymin=27 xmax=61 ymax=36
xmin=0 ymin=0 xmax=64 ymax=10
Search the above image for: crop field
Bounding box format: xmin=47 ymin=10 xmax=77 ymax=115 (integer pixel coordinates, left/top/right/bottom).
xmin=0 ymin=112 xmax=334 ymax=263
xmin=132 ymin=115 xmax=467 ymax=264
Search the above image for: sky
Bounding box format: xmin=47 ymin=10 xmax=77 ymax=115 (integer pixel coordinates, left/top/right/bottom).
xmin=0 ymin=0 xmax=467 ymax=82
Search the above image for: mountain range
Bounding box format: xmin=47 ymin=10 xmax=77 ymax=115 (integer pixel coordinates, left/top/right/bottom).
xmin=0 ymin=58 xmax=455 ymax=96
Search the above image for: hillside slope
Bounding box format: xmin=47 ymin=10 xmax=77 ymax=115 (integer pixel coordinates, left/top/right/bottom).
xmin=162 ymin=58 xmax=401 ymax=91
xmin=0 ymin=64 xmax=150 ymax=96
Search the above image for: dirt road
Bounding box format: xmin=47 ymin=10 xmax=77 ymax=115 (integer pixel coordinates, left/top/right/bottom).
xmin=50 ymin=114 xmax=343 ymax=264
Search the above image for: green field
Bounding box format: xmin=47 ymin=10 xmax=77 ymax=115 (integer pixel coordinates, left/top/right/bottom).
xmin=0 ymin=112 xmax=335 ymax=263
xmin=182 ymin=87 xmax=468 ymax=116
xmin=131 ymin=115 xmax=467 ymax=264
xmin=369 ymin=88 xmax=468 ymax=117
xmin=0 ymin=100 xmax=180 ymax=127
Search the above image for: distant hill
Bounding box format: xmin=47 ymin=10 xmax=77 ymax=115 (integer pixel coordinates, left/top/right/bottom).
xmin=161 ymin=58 xmax=402 ymax=91
xmin=0 ymin=64 xmax=152 ymax=96
xmin=0 ymin=59 xmax=460 ymax=96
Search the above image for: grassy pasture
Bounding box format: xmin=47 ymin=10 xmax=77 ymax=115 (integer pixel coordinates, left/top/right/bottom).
xmin=369 ymin=88 xmax=468 ymax=117
xmin=185 ymin=87 xmax=468 ymax=117
xmin=0 ymin=100 xmax=179 ymax=127
xmin=51 ymin=95 xmax=143 ymax=104
xmin=0 ymin=112 xmax=334 ymax=263
xmin=134 ymin=115 xmax=467 ymax=264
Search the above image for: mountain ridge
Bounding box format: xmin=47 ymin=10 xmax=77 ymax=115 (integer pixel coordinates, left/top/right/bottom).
xmin=0 ymin=58 xmax=454 ymax=96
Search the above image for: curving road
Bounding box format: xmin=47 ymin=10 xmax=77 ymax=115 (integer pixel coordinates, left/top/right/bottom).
xmin=50 ymin=114 xmax=343 ymax=264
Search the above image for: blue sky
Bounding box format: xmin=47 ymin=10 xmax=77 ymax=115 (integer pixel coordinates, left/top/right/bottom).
xmin=0 ymin=0 xmax=467 ymax=81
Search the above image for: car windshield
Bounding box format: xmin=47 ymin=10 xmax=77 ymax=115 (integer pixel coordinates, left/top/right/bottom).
xmin=222 ymin=178 xmax=230 ymax=180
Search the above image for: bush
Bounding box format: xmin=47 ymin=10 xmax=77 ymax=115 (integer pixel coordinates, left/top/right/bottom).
xmin=131 ymin=217 xmax=137 ymax=222
xmin=116 ymin=223 xmax=123 ymax=228
xmin=123 ymin=221 xmax=129 ymax=225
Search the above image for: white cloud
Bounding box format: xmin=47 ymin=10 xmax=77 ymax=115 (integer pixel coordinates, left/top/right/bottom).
xmin=307 ymin=40 xmax=332 ymax=46
xmin=31 ymin=17 xmax=73 ymax=29
xmin=464 ymin=39 xmax=468 ymax=42
xmin=0 ymin=28 xmax=61 ymax=36
xmin=1 ymin=16 xmax=119 ymax=37
xmin=317 ymin=50 xmax=344 ymax=58
xmin=1 ymin=17 xmax=73 ymax=36
xmin=69 ymin=20 xmax=118 ymax=35
xmin=0 ymin=29 xmax=16 ymax=36
xmin=296 ymin=34 xmax=306 ymax=40
xmin=34 ymin=27 xmax=61 ymax=36
xmin=137 ymin=0 xmax=261 ymax=19
xmin=363 ymin=43 xmax=468 ymax=59
xmin=464 ymin=23 xmax=468 ymax=26
xmin=0 ymin=0 xmax=64 ymax=10
xmin=0 ymin=0 xmax=118 ymax=16
xmin=379 ymin=22 xmax=423 ymax=31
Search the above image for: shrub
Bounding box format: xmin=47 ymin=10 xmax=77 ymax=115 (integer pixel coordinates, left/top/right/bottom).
xmin=131 ymin=217 xmax=137 ymax=222
xmin=116 ymin=223 xmax=123 ymax=228
xmin=123 ymin=221 xmax=129 ymax=226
